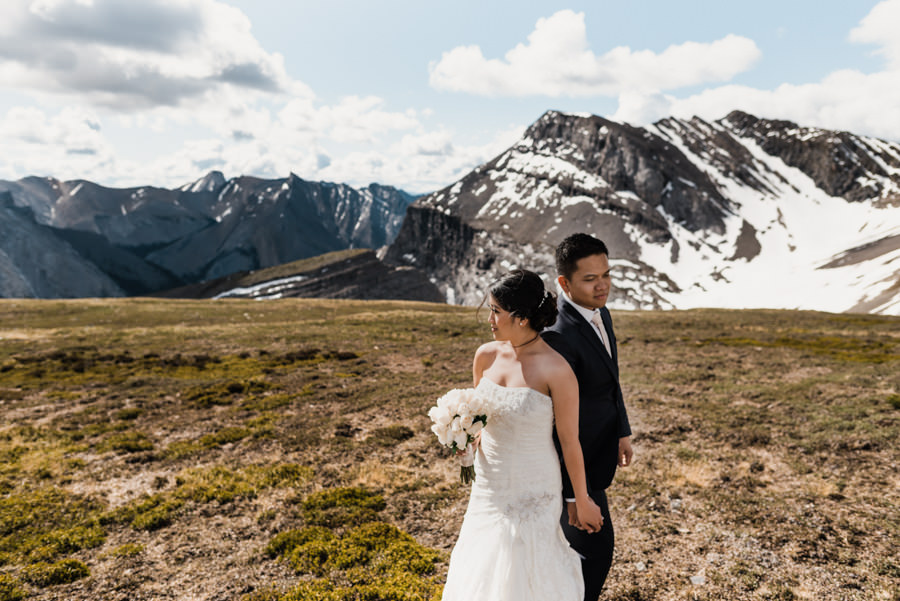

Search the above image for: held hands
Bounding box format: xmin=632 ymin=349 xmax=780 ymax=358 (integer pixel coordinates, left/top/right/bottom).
xmin=568 ymin=498 xmax=604 ymax=533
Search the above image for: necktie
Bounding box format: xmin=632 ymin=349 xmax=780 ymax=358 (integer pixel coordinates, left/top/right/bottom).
xmin=590 ymin=311 xmax=612 ymax=357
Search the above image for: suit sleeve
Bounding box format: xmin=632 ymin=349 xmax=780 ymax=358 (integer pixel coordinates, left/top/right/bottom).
xmin=615 ymin=383 xmax=632 ymax=438
xmin=606 ymin=311 xmax=632 ymax=438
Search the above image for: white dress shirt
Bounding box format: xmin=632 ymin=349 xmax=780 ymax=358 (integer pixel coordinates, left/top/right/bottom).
xmin=561 ymin=292 xmax=611 ymax=356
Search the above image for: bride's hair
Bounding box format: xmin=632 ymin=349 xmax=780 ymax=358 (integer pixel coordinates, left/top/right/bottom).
xmin=487 ymin=269 xmax=557 ymax=330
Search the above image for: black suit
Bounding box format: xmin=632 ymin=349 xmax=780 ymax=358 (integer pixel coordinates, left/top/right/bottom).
xmin=542 ymin=297 xmax=631 ymax=600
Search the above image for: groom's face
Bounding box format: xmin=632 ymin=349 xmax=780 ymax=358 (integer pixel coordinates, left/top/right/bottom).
xmin=559 ymin=253 xmax=611 ymax=310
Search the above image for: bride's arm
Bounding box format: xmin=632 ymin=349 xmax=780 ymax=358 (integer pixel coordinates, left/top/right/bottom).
xmin=472 ymin=342 xmax=495 ymax=387
xmin=550 ymin=362 xmax=604 ymax=533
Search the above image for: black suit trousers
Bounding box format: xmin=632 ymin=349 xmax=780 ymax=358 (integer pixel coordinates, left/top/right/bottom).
xmin=560 ymin=490 xmax=614 ymax=601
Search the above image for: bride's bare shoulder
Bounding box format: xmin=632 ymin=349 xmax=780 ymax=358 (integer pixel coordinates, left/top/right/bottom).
xmin=538 ymin=344 xmax=575 ymax=378
xmin=474 ymin=341 xmax=503 ymax=361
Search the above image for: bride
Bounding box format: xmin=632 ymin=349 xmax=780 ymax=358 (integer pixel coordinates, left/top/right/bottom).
xmin=441 ymin=270 xmax=603 ymax=601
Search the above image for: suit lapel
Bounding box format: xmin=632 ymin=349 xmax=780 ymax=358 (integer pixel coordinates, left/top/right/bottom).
xmin=559 ymin=300 xmax=618 ymax=379
xmin=599 ymin=307 xmax=619 ymax=377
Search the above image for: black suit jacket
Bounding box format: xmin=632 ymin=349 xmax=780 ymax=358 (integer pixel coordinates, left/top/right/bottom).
xmin=542 ymin=296 xmax=631 ymax=498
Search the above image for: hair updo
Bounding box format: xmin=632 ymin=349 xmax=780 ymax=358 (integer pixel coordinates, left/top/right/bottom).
xmin=488 ymin=269 xmax=558 ymax=331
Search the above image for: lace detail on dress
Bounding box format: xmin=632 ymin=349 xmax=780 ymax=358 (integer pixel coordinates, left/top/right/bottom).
xmin=476 ymin=377 xmax=551 ymax=418
xmin=504 ymin=491 xmax=559 ymax=527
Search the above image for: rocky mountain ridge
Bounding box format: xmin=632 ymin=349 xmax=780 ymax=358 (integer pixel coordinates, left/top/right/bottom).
xmin=0 ymin=172 xmax=416 ymax=298
xmin=385 ymin=110 xmax=900 ymax=315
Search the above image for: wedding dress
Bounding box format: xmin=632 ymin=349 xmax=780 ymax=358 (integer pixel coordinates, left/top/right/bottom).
xmin=441 ymin=377 xmax=583 ymax=601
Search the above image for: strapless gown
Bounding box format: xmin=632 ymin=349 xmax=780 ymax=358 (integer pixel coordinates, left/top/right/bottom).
xmin=441 ymin=377 xmax=583 ymax=601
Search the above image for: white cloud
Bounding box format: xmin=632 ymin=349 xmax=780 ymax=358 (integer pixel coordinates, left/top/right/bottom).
xmin=612 ymin=0 xmax=900 ymax=142
xmin=429 ymin=10 xmax=760 ymax=97
xmin=278 ymin=94 xmax=420 ymax=144
xmin=0 ymin=106 xmax=120 ymax=182
xmin=849 ymin=0 xmax=900 ymax=69
xmin=0 ymin=0 xmax=289 ymax=109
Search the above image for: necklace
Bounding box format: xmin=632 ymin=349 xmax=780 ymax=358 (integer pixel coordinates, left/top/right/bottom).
xmin=513 ymin=333 xmax=540 ymax=348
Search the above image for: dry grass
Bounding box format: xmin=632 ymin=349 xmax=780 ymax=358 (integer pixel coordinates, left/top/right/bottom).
xmin=0 ymin=300 xmax=897 ymax=600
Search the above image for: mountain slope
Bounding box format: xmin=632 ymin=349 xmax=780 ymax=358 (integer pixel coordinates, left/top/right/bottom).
xmin=154 ymin=248 xmax=442 ymax=303
xmin=385 ymin=110 xmax=900 ymax=315
xmin=0 ymin=192 xmax=124 ymax=298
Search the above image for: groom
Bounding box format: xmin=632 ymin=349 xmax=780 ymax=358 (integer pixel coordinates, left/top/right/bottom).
xmin=542 ymin=233 xmax=633 ymax=600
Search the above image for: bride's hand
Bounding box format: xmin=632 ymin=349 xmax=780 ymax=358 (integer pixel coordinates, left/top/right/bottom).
xmin=575 ymin=497 xmax=604 ymax=533
xmin=566 ymin=501 xmax=578 ymax=527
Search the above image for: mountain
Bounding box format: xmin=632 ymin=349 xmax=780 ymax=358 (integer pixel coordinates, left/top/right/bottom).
xmin=145 ymin=175 xmax=415 ymax=282
xmin=153 ymin=248 xmax=442 ymax=302
xmin=384 ymin=110 xmax=900 ymax=315
xmin=0 ymin=192 xmax=124 ymax=298
xmin=0 ymin=172 xmax=416 ymax=298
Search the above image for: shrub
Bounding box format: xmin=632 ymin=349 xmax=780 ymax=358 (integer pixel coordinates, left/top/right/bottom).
xmin=0 ymin=574 xmax=25 ymax=601
xmin=265 ymin=526 xmax=334 ymax=559
xmin=301 ymin=487 xmax=386 ymax=528
xmin=110 ymin=543 xmax=144 ymax=557
xmin=21 ymin=558 xmax=89 ymax=587
xmin=98 ymin=431 xmax=154 ymax=453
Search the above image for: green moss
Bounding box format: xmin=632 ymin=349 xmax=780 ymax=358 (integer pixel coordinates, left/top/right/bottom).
xmin=367 ymin=425 xmax=415 ymax=447
xmin=301 ymin=487 xmax=386 ymax=528
xmin=175 ymin=464 xmax=313 ymax=505
xmin=186 ymin=379 xmax=272 ymax=408
xmin=702 ymin=334 xmax=899 ymax=363
xmin=0 ymin=487 xmax=105 ymax=564
xmin=114 ymin=407 xmax=143 ymax=420
xmin=128 ymin=495 xmax=184 ymax=531
xmin=21 ymin=558 xmax=90 ymax=587
xmin=265 ymin=526 xmax=335 ymax=559
xmin=0 ymin=574 xmax=25 ymax=601
xmin=97 ymin=430 xmax=154 ymax=454
xmin=243 ymin=572 xmax=442 ymax=601
xmin=109 ymin=543 xmax=144 ymax=557
xmin=268 ymin=521 xmax=441 ymax=581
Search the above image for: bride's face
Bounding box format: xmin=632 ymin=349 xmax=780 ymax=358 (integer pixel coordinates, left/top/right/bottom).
xmin=487 ymin=295 xmax=516 ymax=341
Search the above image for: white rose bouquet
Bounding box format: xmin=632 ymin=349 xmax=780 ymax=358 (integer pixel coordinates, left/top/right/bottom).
xmin=428 ymin=388 xmax=488 ymax=484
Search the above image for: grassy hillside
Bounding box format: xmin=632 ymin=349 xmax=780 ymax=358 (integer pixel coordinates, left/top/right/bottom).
xmin=0 ymin=299 xmax=897 ymax=600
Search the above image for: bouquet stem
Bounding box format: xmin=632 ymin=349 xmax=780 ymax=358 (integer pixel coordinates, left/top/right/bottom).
xmin=459 ymin=446 xmax=476 ymax=484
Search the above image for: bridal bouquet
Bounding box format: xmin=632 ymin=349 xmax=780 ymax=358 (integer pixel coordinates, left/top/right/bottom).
xmin=428 ymin=388 xmax=488 ymax=484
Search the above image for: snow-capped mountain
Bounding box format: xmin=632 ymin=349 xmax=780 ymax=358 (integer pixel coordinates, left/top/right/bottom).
xmin=385 ymin=110 xmax=900 ymax=315
xmin=0 ymin=172 xmax=416 ymax=297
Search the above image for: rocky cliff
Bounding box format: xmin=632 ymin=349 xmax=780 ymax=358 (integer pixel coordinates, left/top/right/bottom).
xmin=385 ymin=110 xmax=900 ymax=314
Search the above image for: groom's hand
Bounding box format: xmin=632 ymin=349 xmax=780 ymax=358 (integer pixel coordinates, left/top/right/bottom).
xmin=566 ymin=501 xmax=578 ymax=527
xmin=618 ymin=436 xmax=633 ymax=467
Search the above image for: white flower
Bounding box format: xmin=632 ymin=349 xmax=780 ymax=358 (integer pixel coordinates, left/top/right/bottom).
xmin=459 ymin=413 xmax=474 ymax=430
xmin=452 ymin=430 xmax=469 ymax=450
xmin=468 ymin=420 xmax=484 ymax=437
xmin=428 ymin=405 xmax=452 ymax=426
xmin=431 ymin=423 xmax=449 ymax=446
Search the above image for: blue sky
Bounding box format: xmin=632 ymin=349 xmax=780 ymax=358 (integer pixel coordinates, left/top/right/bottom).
xmin=0 ymin=0 xmax=897 ymax=193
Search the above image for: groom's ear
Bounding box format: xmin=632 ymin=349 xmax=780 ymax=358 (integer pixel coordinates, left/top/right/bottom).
xmin=557 ymin=275 xmax=570 ymax=295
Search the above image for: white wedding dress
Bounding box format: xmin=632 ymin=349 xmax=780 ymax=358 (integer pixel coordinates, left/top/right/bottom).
xmin=441 ymin=377 xmax=583 ymax=601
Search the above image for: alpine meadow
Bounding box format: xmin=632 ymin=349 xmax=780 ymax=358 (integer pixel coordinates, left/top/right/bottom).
xmin=0 ymin=298 xmax=897 ymax=601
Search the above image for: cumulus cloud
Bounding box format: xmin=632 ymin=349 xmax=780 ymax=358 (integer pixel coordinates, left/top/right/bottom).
xmin=429 ymin=10 xmax=760 ymax=97
xmin=849 ymin=0 xmax=900 ymax=69
xmin=0 ymin=0 xmax=289 ymax=109
xmin=279 ymin=95 xmax=420 ymax=144
xmin=0 ymin=106 xmax=118 ymax=182
xmin=613 ymin=0 xmax=900 ymax=141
